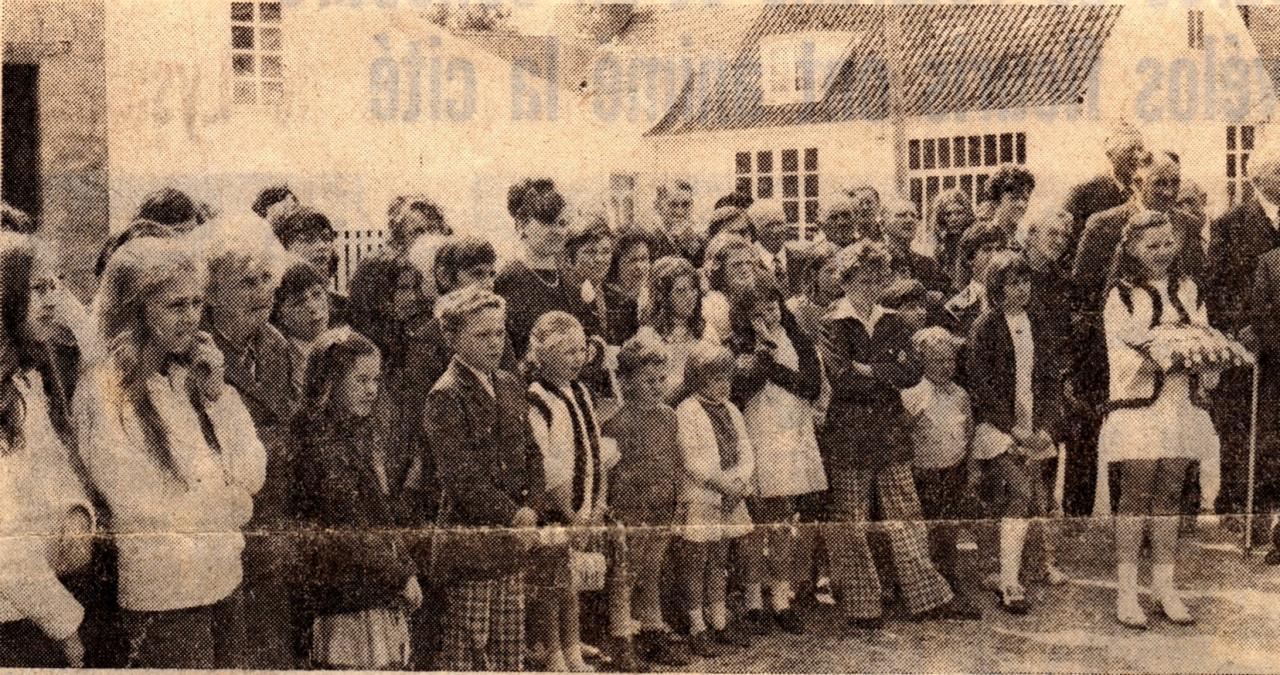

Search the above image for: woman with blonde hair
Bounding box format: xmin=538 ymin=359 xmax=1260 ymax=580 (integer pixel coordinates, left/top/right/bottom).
xmin=76 ymin=237 xmax=266 ymax=668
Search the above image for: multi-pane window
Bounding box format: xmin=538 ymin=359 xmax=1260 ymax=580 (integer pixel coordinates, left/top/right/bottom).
xmin=231 ymin=1 xmax=283 ymax=106
xmin=907 ymin=131 xmax=1026 ymax=224
xmin=1188 ymin=9 xmax=1205 ymax=49
xmin=608 ymin=173 xmax=636 ymax=230
xmin=735 ymin=148 xmax=820 ymax=239
xmin=1228 ymin=125 xmax=1255 ymax=207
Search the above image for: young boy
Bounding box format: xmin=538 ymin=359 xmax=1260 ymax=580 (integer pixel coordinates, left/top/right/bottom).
xmin=601 ymin=331 xmax=688 ymax=669
xmin=903 ymin=327 xmax=983 ymax=618
xmin=426 ymin=287 xmax=545 ymax=671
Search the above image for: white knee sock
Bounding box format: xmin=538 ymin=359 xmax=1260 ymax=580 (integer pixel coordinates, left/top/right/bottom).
xmin=999 ymin=519 xmax=1029 ymax=589
xmin=769 ymin=581 xmax=793 ymax=612
xmin=744 ymin=583 xmax=764 ymax=611
xmin=687 ymin=609 xmax=706 ymax=636
xmin=1117 ymin=562 xmax=1140 ymax=598
xmin=707 ymin=601 xmax=728 ymax=631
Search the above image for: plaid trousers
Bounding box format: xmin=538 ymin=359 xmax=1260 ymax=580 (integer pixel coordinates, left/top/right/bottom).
xmin=439 ymin=572 xmax=526 ymax=671
xmin=827 ymin=461 xmax=954 ymax=618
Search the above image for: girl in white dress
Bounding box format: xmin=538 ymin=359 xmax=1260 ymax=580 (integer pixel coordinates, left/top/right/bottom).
xmin=1095 ymin=210 xmax=1220 ymax=629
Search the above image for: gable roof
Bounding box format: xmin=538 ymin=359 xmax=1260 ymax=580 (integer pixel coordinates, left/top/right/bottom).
xmin=1242 ymin=5 xmax=1280 ymax=95
xmin=649 ymin=3 xmax=1123 ymax=136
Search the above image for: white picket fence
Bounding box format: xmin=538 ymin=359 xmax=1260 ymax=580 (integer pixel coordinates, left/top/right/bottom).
xmin=333 ymin=228 xmax=386 ymax=294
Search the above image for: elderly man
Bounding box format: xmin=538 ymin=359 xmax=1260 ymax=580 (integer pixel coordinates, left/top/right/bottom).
xmin=202 ymin=228 xmax=301 ymax=669
xmin=1063 ymin=122 xmax=1147 ymax=246
xmin=1210 ymin=148 xmax=1280 ymax=522
xmin=882 ymin=197 xmax=948 ymax=293
xmin=749 ymin=201 xmax=804 ymax=295
xmin=819 ymin=197 xmax=860 ymax=248
xmin=845 ymin=184 xmax=883 ymax=241
xmin=1072 ymin=151 xmax=1203 ymax=313
xmin=646 ymin=179 xmax=706 ymax=264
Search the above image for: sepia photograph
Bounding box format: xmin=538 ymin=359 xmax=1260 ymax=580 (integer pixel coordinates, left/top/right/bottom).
xmin=3 ymin=0 xmax=1280 ymax=671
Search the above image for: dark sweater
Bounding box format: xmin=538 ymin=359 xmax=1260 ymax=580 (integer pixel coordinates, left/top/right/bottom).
xmin=601 ymin=402 xmax=680 ymax=526
xmin=495 ymin=260 xmax=575 ymax=358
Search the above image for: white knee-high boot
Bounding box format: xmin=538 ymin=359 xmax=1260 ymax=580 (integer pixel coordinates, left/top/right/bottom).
xmin=1116 ymin=563 xmax=1147 ymax=629
xmin=1152 ymin=563 xmax=1193 ymax=624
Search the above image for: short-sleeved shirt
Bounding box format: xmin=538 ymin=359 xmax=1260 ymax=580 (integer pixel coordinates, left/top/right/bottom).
xmin=901 ymin=379 xmax=972 ymax=470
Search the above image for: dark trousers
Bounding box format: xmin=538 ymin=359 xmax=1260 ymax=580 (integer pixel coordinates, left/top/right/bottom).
xmin=913 ymin=464 xmax=983 ymax=603
xmin=0 ymin=620 xmax=67 ymax=667
xmin=121 ymin=588 xmax=246 ymax=668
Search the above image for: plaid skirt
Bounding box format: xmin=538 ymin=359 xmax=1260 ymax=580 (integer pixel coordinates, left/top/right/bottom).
xmin=439 ymin=572 xmax=526 ymax=672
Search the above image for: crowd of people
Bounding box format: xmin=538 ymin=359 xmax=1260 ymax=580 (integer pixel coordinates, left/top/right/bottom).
xmin=1 ymin=120 xmax=1278 ymax=670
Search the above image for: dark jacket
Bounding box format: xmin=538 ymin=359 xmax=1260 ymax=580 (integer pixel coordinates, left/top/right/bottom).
xmin=425 ymin=359 xmax=545 ymax=580
xmin=819 ymin=302 xmax=920 ymax=472
xmin=965 ymin=310 xmax=1063 ymax=440
xmin=727 ymin=302 xmax=822 ymax=409
xmin=889 ymin=246 xmax=950 ymax=294
xmin=292 ymin=416 xmax=416 ymax=616
xmin=1063 ymin=174 xmax=1129 ymax=244
xmin=495 ymin=260 xmax=576 ymax=358
xmin=1209 ymin=197 xmax=1280 ymax=333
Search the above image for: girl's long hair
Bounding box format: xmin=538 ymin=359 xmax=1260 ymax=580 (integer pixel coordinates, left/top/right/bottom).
xmin=296 ymin=327 xmax=381 ymax=429
xmin=1103 ymin=209 xmax=1198 ymax=325
xmin=95 ymin=237 xmax=207 ymax=477
xmin=644 ymin=255 xmax=705 ymax=340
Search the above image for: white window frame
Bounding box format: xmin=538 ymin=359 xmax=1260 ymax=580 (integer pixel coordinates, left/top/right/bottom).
xmin=1188 ymin=9 xmax=1205 ymax=50
xmin=759 ymin=32 xmax=856 ymax=106
xmin=608 ymin=173 xmax=637 ymax=230
xmin=734 ymin=147 xmax=821 ymax=240
xmin=231 ymin=1 xmax=284 ymax=106
xmin=1227 ymin=124 xmax=1255 ymax=207
xmin=906 ymin=131 xmax=1027 ymax=225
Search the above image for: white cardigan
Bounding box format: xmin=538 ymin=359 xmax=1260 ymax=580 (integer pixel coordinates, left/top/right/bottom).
xmin=0 ymin=371 xmax=96 ymax=639
xmin=76 ymin=362 xmax=266 ymax=612
xmin=1104 ymin=279 xmax=1208 ymax=402
xmin=675 ymin=397 xmax=755 ymax=508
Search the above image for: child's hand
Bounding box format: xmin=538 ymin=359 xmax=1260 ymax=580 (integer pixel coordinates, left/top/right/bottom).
xmin=1033 ymin=429 xmax=1055 ymax=455
xmin=402 ymin=575 xmax=424 ymax=611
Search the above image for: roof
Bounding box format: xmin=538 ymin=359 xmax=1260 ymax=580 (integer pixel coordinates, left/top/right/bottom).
xmin=649 ymin=4 xmax=1123 ymax=136
xmin=1242 ymin=5 xmax=1280 ymax=95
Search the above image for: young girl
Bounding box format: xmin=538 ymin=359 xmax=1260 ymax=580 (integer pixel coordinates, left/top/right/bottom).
xmin=644 ymin=256 xmax=709 ymax=399
xmin=728 ymin=274 xmax=825 ymax=634
xmin=601 ymin=331 xmax=688 ymax=670
xmin=785 ymin=241 xmax=842 ymax=345
xmin=77 ymin=237 xmax=267 ymax=668
xmin=292 ymin=328 xmax=421 ymax=669
xmin=674 ymin=342 xmax=755 ymax=656
xmin=702 ymin=233 xmax=761 ymax=343
xmin=0 ymin=237 xmax=100 ymax=667
xmin=525 ymin=311 xmax=619 ymax=672
xmin=1095 ymin=210 xmax=1220 ymax=628
xmin=966 ymin=252 xmax=1067 ymax=614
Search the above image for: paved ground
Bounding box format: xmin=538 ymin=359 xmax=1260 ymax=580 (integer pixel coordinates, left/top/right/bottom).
xmin=641 ymin=522 xmax=1280 ymax=673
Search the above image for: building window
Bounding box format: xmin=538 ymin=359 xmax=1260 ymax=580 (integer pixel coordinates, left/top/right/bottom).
xmin=1188 ymin=9 xmax=1205 ymax=49
xmin=735 ymin=148 xmax=820 ymax=239
xmin=1228 ymin=125 xmax=1255 ymax=207
xmin=608 ymin=173 xmax=636 ymax=230
xmin=231 ymin=1 xmax=283 ymax=105
xmin=907 ymin=131 xmax=1026 ymax=224
xmin=759 ymin=32 xmax=856 ymax=106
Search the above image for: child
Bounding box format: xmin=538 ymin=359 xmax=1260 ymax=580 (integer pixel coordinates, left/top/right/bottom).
xmin=643 ymin=256 xmax=709 ymax=400
xmin=425 ymin=287 xmax=545 ymax=671
xmin=820 ymin=242 xmax=964 ymax=628
xmin=272 ymin=261 xmax=331 ymax=395
xmin=728 ymin=274 xmax=825 ymax=634
xmin=600 ymin=331 xmax=688 ymax=670
xmin=525 ymin=311 xmax=619 ymax=672
xmin=292 ymin=328 xmax=421 ymax=669
xmin=702 ymin=233 xmax=762 ymax=343
xmin=674 ymin=342 xmax=756 ymax=656
xmin=903 ymin=327 xmax=983 ymax=618
xmin=1096 ymin=211 xmax=1220 ymax=628
xmin=966 ymin=251 xmax=1067 ymax=615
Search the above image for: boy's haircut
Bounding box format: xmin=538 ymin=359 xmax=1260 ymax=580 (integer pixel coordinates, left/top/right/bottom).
xmin=275 ymin=260 xmax=328 ymax=305
xmin=833 ymin=240 xmax=891 ymax=283
xmin=957 ymin=225 xmax=1007 ymax=265
xmin=563 ymin=212 xmax=613 ymax=262
xmin=273 ymin=206 xmax=335 ymax=246
xmin=615 ymin=328 xmax=669 ymax=380
xmin=983 ymin=250 xmax=1032 ymax=305
xmin=507 ymin=178 xmax=565 ymax=224
xmin=135 ymin=188 xmax=201 ymax=227
xmin=435 ymin=286 xmax=506 ymax=337
xmin=881 ymin=278 xmax=927 ymax=310
xmin=434 ymin=235 xmax=497 ymax=292
xmin=681 ymin=340 xmax=735 ymax=398
xmin=714 ymin=190 xmax=753 ymax=210
xmin=912 ymin=326 xmax=963 ymax=356
xmin=985 ymin=164 xmax=1036 ymax=204
xmin=252 ymin=184 xmax=294 ymax=218
xmin=300 ymin=327 xmax=380 ymax=414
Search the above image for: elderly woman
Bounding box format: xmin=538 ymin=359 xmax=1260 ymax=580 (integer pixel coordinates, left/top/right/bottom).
xmin=77 ymin=237 xmax=266 ymax=668
xmin=0 ymin=236 xmax=100 ymax=667
xmin=199 ymin=224 xmax=301 ymax=669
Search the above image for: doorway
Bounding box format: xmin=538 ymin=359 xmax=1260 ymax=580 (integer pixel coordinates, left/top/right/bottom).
xmin=3 ymin=63 xmax=41 ymax=218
